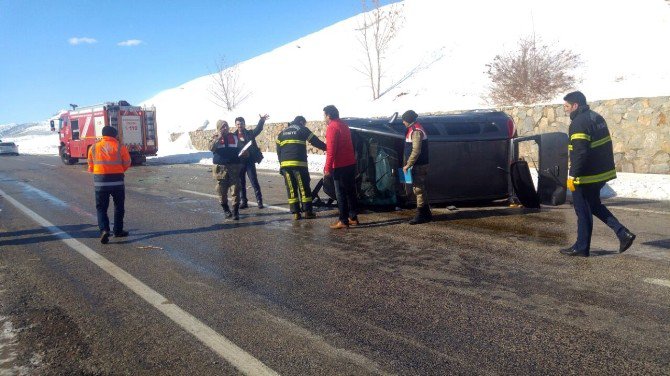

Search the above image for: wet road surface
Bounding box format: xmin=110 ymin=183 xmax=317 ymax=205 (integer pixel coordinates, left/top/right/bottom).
xmin=1 ymin=155 xmax=669 ymax=375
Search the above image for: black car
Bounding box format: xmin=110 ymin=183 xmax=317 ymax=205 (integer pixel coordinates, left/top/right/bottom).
xmin=319 ymin=111 xmax=568 ymax=208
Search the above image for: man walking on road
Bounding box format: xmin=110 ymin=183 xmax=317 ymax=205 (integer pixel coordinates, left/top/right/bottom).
xmin=561 ymin=91 xmax=636 ymax=257
xmin=401 ymin=110 xmax=432 ymax=225
xmin=209 ymin=120 xmax=244 ymax=221
xmin=277 ymin=115 xmax=327 ymax=220
xmin=87 ymin=125 xmax=131 ymax=244
xmin=323 ymin=105 xmax=359 ymax=229
xmin=235 ymin=114 xmax=269 ymax=209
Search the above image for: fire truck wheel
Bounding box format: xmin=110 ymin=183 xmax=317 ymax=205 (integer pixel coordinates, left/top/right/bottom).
xmin=131 ymin=156 xmax=146 ymax=166
xmin=59 ymin=146 xmax=77 ymax=165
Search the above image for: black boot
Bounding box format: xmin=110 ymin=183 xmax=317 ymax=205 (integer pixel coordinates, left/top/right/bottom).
xmin=409 ymin=206 xmax=431 ymax=225
xmin=222 ymin=203 xmax=232 ymax=218
xmin=257 ymin=198 xmax=264 ymax=209
xmin=239 ymin=200 xmax=248 ymax=209
xmin=233 ymin=204 xmax=240 ymax=220
xmin=424 ymin=205 xmax=433 ymax=221
xmin=618 ymin=229 xmax=636 ymax=253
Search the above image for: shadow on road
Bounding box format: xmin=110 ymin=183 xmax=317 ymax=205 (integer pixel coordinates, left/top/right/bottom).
xmin=114 ymin=218 xmax=296 ymax=245
xmin=431 ymin=208 xmax=540 ymax=222
xmin=643 ymin=238 xmax=670 ymax=250
xmin=0 ymin=224 xmax=95 ymax=247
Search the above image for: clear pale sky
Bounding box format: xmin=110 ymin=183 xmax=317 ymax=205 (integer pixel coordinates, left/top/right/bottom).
xmin=0 ymin=0 xmax=396 ymax=124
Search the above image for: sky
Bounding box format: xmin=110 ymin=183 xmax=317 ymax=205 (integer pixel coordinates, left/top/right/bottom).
xmin=0 ymin=0 xmax=398 ymax=124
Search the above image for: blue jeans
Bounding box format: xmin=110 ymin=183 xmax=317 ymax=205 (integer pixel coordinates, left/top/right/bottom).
xmin=95 ymin=188 xmax=125 ymax=234
xmin=239 ymin=161 xmax=262 ymax=202
xmin=572 ymin=182 xmax=624 ymax=252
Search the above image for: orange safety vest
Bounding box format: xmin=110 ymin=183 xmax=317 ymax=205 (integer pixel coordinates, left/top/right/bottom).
xmin=87 ymin=136 xmax=131 ymax=189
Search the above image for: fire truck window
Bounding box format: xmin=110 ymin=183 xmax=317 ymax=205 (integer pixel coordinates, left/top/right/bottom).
xmin=71 ymin=119 xmax=80 ymax=140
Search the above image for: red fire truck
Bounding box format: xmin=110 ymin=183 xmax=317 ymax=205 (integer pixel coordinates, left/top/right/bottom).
xmin=50 ymin=101 xmax=158 ymax=165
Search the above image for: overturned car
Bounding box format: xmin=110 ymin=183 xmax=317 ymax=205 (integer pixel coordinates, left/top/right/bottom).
xmin=318 ymin=111 xmax=568 ymax=208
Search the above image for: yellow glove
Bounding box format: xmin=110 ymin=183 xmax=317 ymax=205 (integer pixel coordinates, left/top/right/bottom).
xmin=567 ymin=177 xmax=576 ymax=192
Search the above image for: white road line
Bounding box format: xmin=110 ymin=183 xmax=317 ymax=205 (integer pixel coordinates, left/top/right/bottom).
xmin=39 ymin=162 xmax=56 ymax=167
xmin=609 ymin=206 xmax=670 ymax=215
xmin=0 ymin=187 xmax=279 ymax=376
xmin=643 ymin=278 xmax=670 ymax=288
xmin=179 ymin=189 xmax=290 ymax=212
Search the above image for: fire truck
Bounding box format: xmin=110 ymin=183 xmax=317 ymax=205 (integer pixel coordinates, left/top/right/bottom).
xmin=50 ymin=101 xmax=158 ymax=165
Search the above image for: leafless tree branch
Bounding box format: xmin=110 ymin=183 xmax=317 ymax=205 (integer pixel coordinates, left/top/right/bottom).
xmin=485 ymin=36 xmax=582 ymax=106
xmin=208 ymin=57 xmax=251 ymax=111
xmin=356 ymin=0 xmax=403 ymax=100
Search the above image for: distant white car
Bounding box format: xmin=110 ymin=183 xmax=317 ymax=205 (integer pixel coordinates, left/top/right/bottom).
xmin=0 ymin=142 xmax=19 ymax=156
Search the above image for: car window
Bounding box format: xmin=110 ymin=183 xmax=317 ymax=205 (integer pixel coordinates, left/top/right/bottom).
xmin=420 ymin=123 xmax=441 ymax=136
xmin=0 ymin=142 xmax=16 ymax=146
xmin=444 ymin=123 xmax=481 ymax=136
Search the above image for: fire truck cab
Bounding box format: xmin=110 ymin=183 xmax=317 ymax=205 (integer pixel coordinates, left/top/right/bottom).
xmin=50 ymin=101 xmax=158 ymax=165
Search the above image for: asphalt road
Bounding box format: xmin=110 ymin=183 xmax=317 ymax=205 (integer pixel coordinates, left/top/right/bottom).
xmin=1 ymin=154 xmax=669 ymax=375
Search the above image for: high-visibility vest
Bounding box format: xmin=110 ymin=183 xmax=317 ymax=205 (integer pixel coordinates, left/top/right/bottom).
xmin=404 ymin=122 xmax=429 ymax=166
xmin=87 ymin=136 xmax=131 ymax=189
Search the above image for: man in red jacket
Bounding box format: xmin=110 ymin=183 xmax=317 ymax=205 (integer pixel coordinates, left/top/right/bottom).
xmin=323 ymin=105 xmax=359 ymax=229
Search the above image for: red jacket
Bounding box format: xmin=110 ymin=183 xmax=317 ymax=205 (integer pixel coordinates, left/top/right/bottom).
xmin=324 ymin=118 xmax=356 ymax=174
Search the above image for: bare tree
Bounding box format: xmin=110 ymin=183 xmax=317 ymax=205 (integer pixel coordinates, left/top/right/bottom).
xmin=356 ymin=0 xmax=403 ymax=100
xmin=208 ymin=57 xmax=250 ymax=111
xmin=485 ymin=36 xmax=582 ymax=106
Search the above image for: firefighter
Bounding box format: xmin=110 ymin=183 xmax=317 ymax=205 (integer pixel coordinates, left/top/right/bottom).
xmin=561 ymin=91 xmax=635 ymax=257
xmin=402 ymin=110 xmax=432 ymax=224
xmin=276 ymin=116 xmax=326 ymax=219
xmin=87 ymin=125 xmax=132 ymax=244
xmin=209 ymin=120 xmax=244 ymax=220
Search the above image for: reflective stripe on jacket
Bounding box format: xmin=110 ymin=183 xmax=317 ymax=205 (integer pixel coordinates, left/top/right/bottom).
xmin=276 ymin=123 xmax=326 ymax=169
xmin=87 ymin=136 xmax=131 ymax=190
xmin=568 ymin=106 xmax=616 ymax=185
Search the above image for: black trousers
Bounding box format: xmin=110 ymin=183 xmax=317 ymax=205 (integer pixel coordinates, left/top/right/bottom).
xmin=332 ymin=164 xmax=358 ymax=223
xmin=572 ymin=181 xmax=625 ymax=252
xmin=239 ymin=160 xmax=262 ymax=202
xmin=95 ymin=188 xmax=125 ymax=234
xmin=282 ymin=167 xmax=313 ymax=213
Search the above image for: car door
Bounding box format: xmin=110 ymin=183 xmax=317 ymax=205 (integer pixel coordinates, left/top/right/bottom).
xmin=512 ymin=132 xmax=569 ymax=206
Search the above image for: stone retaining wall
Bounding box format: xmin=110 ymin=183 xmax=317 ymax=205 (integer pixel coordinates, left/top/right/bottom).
xmin=189 ymin=96 xmax=670 ymax=174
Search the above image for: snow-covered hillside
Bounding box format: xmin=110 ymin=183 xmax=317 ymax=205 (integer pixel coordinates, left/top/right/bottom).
xmin=141 ymin=0 xmax=670 ymax=151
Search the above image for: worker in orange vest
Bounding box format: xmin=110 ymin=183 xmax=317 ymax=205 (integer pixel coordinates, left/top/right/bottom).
xmin=87 ymin=126 xmax=132 ymax=244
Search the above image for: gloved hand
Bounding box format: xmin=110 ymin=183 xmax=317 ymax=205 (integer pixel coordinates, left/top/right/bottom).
xmin=567 ymin=176 xmax=576 ymax=192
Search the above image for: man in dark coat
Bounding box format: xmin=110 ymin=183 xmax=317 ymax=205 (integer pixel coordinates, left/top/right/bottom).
xmin=235 ymin=114 xmax=268 ymax=209
xmin=561 ymin=91 xmax=635 ymax=257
